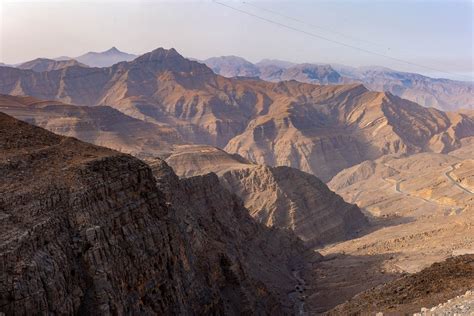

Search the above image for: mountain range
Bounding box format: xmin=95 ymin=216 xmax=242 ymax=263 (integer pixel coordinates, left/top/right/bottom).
xmin=6 ymin=47 xmax=472 ymax=112
xmin=204 ymin=56 xmax=473 ymax=111
xmin=1 ymin=45 xmax=473 ymax=314
xmin=1 ymin=47 xmax=472 ymax=181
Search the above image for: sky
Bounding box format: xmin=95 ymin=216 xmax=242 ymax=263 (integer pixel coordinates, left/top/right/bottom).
xmin=0 ymin=0 xmax=473 ymax=81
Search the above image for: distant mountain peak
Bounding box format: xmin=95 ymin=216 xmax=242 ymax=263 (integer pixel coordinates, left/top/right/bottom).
xmin=134 ymin=47 xmax=186 ymax=64
xmin=75 ymin=47 xmax=137 ymax=67
xmin=104 ymin=46 xmax=121 ymax=54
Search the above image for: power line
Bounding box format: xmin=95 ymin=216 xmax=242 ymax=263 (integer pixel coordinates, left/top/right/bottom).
xmin=213 ymin=0 xmax=471 ymax=81
xmin=243 ymin=1 xmax=389 ymax=51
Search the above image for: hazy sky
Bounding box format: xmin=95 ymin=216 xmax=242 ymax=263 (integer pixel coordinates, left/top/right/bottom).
xmin=1 ymin=0 xmax=472 ymax=81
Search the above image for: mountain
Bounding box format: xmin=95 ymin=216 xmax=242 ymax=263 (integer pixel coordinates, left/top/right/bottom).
xmin=0 ymin=92 xmax=369 ymax=246
xmin=224 ymin=84 xmax=474 ymax=181
xmin=0 ymin=112 xmax=317 ymax=314
xmin=205 ymin=56 xmax=473 ymax=111
xmin=204 ymin=56 xmax=344 ymax=84
xmin=256 ymin=59 xmax=296 ymax=69
xmin=17 ymin=58 xmax=88 ymax=72
xmin=332 ymin=65 xmax=474 ymax=111
xmin=75 ymin=47 xmax=137 ymax=67
xmin=164 ymin=145 xmax=368 ymax=247
xmin=260 ymin=63 xmax=344 ymax=84
xmin=0 ymin=94 xmax=182 ymax=157
xmin=204 ymin=56 xmax=260 ymax=77
xmin=0 ymin=47 xmax=472 ymax=181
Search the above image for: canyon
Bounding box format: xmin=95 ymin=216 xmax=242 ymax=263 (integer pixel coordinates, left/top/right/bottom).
xmin=0 ymin=112 xmax=319 ymax=314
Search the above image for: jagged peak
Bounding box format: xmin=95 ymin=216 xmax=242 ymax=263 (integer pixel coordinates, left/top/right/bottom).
xmin=134 ymin=47 xmax=183 ymax=62
xmin=132 ymin=47 xmax=214 ymax=75
xmin=106 ymin=46 xmax=119 ymax=52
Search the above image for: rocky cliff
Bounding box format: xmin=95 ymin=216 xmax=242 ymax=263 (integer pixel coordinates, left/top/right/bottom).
xmin=165 ymin=145 xmax=368 ymax=247
xmin=0 ymin=112 xmax=315 ymax=314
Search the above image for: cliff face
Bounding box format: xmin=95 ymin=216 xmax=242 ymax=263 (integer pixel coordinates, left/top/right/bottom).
xmin=165 ymin=145 xmax=368 ymax=247
xmin=0 ymin=113 xmax=314 ymax=315
xmin=220 ymin=165 xmax=367 ymax=247
xmin=149 ymin=159 xmax=317 ymax=314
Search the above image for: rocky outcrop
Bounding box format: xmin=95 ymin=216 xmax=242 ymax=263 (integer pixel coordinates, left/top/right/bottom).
xmin=165 ymin=145 xmax=368 ymax=247
xmin=0 ymin=112 xmax=315 ymax=314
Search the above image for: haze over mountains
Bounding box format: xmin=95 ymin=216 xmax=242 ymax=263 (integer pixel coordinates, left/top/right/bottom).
xmin=204 ymin=56 xmax=474 ymax=112
xmin=1 ymin=45 xmax=473 ymax=315
xmin=57 ymin=47 xmax=138 ymax=67
xmin=5 ymin=46 xmax=472 ymax=112
xmin=1 ymin=47 xmax=472 ymax=181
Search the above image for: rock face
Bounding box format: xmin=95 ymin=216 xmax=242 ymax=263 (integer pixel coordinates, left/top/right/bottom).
xmin=1 ymin=47 xmax=472 ymax=180
xmin=165 ymin=145 xmax=368 ymax=247
xmin=0 ymin=112 xmax=315 ymax=314
xmin=17 ymin=58 xmax=88 ymax=72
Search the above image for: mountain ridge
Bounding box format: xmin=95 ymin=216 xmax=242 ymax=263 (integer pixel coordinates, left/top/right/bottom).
xmin=204 ymin=55 xmax=473 ymax=111
xmin=1 ymin=47 xmax=472 ymax=180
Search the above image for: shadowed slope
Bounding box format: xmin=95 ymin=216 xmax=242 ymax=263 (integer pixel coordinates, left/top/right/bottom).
xmin=0 ymin=112 xmax=314 ymax=314
xmin=165 ymin=144 xmax=368 ymax=247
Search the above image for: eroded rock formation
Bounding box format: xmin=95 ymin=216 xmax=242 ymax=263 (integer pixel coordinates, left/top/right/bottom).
xmin=0 ymin=112 xmax=316 ymax=314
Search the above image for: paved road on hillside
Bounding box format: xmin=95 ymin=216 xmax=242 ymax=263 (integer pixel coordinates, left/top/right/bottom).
xmin=444 ymin=163 xmax=473 ymax=195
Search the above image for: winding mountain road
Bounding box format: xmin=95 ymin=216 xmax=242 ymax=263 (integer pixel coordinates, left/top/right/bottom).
xmin=381 ymin=163 xmax=465 ymax=215
xmin=444 ymin=163 xmax=473 ymax=195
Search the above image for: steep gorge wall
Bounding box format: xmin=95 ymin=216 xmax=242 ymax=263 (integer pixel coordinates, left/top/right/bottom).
xmin=0 ymin=113 xmax=312 ymax=314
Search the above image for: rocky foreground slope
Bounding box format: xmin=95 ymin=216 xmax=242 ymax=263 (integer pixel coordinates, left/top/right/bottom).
xmin=0 ymin=112 xmax=318 ymax=314
xmin=1 ymin=47 xmax=472 ymax=180
xmin=328 ymin=254 xmax=474 ymax=315
xmin=164 ymin=145 xmax=368 ymax=247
